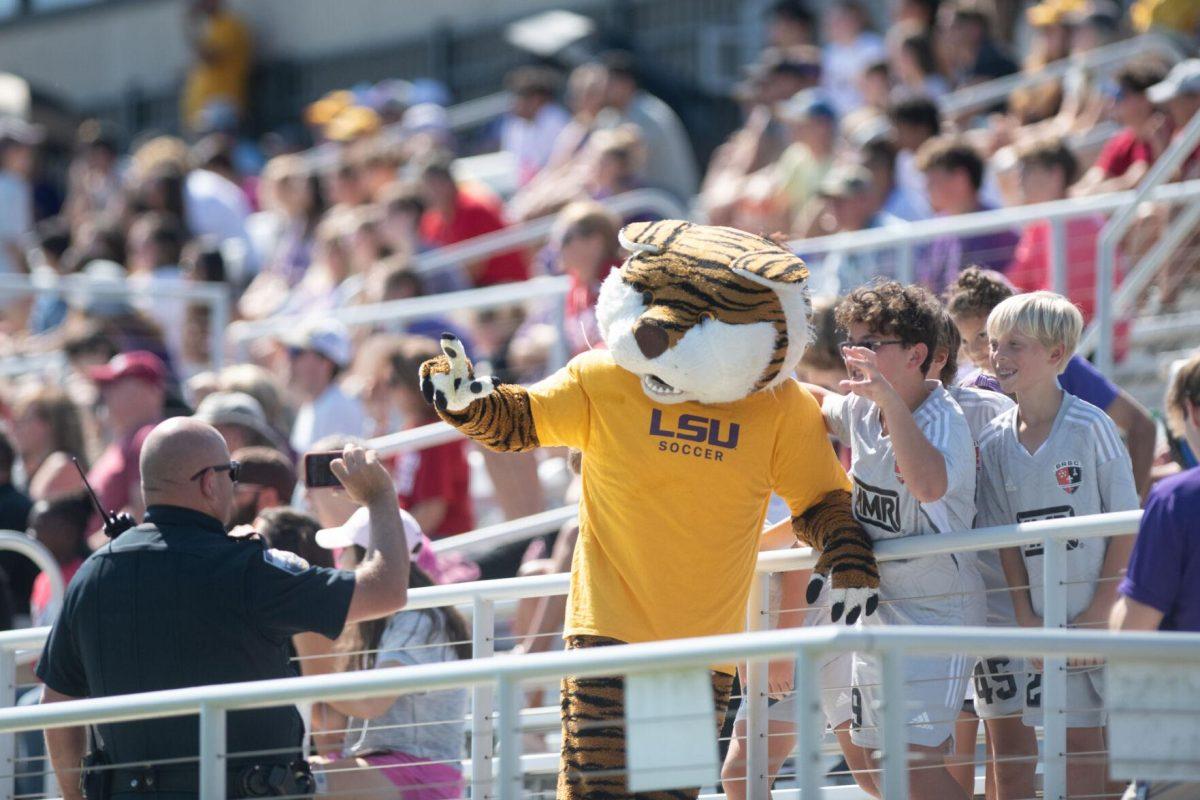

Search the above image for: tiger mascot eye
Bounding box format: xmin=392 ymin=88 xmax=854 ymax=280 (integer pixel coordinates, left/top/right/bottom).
xmin=420 ymin=220 xmax=879 ymax=800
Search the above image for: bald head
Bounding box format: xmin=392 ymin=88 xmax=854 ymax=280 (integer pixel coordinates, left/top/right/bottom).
xmin=141 ymin=418 xmax=236 ymax=524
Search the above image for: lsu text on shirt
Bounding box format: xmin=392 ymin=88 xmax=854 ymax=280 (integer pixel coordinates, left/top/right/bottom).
xmin=528 ymin=350 xmax=850 ymax=659
xmin=976 ymin=392 xmax=1139 ymax=620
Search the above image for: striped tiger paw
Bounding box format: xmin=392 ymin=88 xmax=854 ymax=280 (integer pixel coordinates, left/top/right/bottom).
xmin=805 ymin=548 xmax=880 ymax=626
xmin=418 ymin=334 xmax=500 ymax=414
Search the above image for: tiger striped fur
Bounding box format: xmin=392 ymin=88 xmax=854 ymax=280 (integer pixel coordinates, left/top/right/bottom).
xmin=419 ymin=349 xmax=539 ymax=452
xmin=616 ymin=220 xmax=811 ymax=393
xmin=558 ymin=636 xmax=734 ymax=800
xmin=796 ymin=489 xmax=879 ymax=591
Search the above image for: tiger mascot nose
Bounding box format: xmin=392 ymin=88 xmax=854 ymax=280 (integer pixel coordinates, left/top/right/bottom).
xmin=633 ymin=321 xmax=670 ymax=359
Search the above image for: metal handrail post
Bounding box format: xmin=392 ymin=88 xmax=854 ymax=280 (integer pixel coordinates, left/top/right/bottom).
xmin=879 ymin=647 xmax=908 ymax=800
xmin=496 ymin=677 xmax=521 ymax=800
xmin=471 ymin=598 xmax=496 ymax=800
xmin=198 ymin=702 xmax=226 ymax=800
xmin=792 ymin=648 xmax=822 ymax=800
xmin=1041 ymin=536 xmax=1069 ymax=800
xmin=743 ymin=573 xmax=771 ymax=799
xmin=1049 ymin=217 xmax=1068 ymax=297
xmin=1095 ymin=109 xmax=1200 ymax=374
xmin=0 ymin=647 xmax=15 ymax=800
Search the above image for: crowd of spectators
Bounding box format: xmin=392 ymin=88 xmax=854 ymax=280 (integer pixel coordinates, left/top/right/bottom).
xmin=0 ymin=0 xmax=1198 ymax=794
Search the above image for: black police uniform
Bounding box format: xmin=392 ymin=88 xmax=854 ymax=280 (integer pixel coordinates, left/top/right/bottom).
xmin=37 ymin=505 xmax=357 ymax=798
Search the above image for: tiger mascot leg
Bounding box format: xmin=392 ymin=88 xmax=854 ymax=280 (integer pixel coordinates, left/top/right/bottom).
xmin=557 ymin=636 xmax=734 ymax=800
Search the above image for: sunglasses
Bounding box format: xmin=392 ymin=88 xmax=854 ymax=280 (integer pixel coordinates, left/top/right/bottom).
xmin=190 ymin=461 xmax=241 ymax=483
xmin=839 ymin=339 xmax=905 ymax=352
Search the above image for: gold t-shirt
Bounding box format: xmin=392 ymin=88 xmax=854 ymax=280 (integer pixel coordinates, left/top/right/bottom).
xmin=528 ymin=350 xmax=850 ymax=665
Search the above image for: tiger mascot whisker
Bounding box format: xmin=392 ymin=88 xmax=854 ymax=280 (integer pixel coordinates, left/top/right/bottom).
xmin=419 ymin=220 xmax=879 ymax=800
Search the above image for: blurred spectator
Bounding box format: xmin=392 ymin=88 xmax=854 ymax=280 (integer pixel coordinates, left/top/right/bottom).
xmin=27 ymin=493 xmax=92 ymax=626
xmin=595 ymin=51 xmax=699 ymax=202
xmin=253 ymin=155 xmax=325 ymax=287
xmin=7 ymin=385 xmax=88 ymax=502
xmin=371 ymin=257 xmax=474 ymax=349
xmin=0 ymin=118 xmax=42 ymax=278
xmin=193 ymin=391 xmax=289 ymax=453
xmin=284 ymin=321 xmax=367 ymax=454
xmin=942 ymin=0 xmax=1018 ymax=87
xmin=63 ymin=120 xmax=124 ymax=232
xmin=553 ymin=201 xmax=621 ymax=355
xmin=1009 ymin=2 xmax=1074 ymax=126
xmin=859 ymin=135 xmax=924 ymax=221
xmin=179 ymin=239 xmax=228 ymax=370
xmin=893 ymin=0 xmax=941 ymax=30
xmin=228 ymin=446 xmax=297 ymax=527
xmin=276 ymin=212 xmax=356 ymax=315
xmin=766 ymin=0 xmax=816 ymax=47
xmin=887 ymin=95 xmax=941 ymax=219
xmin=182 ymin=0 xmax=253 ymax=133
xmin=501 ymin=67 xmax=570 ymax=187
xmin=795 ymin=295 xmax=849 ymax=394
xmin=0 ymin=431 xmax=32 ymax=617
xmin=1112 ymin=351 xmax=1200 ymax=800
xmin=820 ymin=1 xmax=885 ymax=115
xmin=185 ymin=135 xmax=252 ymax=256
xmin=1148 ymin=59 xmax=1200 ymax=181
xmin=386 ymin=337 xmax=475 ymax=539
xmin=543 ymin=63 xmax=610 ymax=172
xmin=417 ymin=152 xmax=529 ymax=287
xmin=916 ymin=136 xmax=1018 ymax=292
xmin=312 ymin=556 xmax=468 ymax=799
xmin=1130 ymin=0 xmax=1200 ymax=36
xmin=1008 ymin=139 xmax=1114 ymax=327
xmin=377 ymin=182 xmax=427 ymax=262
xmin=126 ymin=212 xmax=189 ymax=365
xmin=85 ymin=351 xmax=168 ymax=528
xmin=1072 ymin=60 xmax=1171 ymax=196
xmin=215 ymin=363 xmax=294 ymax=438
xmin=771 ymin=90 xmax=838 ymax=232
xmin=889 ymin=23 xmax=949 ymax=99
xmin=811 ymin=165 xmax=899 ymax=293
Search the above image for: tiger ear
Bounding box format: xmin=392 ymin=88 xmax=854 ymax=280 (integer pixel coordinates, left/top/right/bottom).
xmin=617 ymin=220 xmax=692 ymax=256
xmin=730 ymin=249 xmax=810 ymax=290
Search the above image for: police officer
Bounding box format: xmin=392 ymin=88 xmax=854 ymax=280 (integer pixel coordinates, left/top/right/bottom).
xmin=38 ymin=418 xmax=411 ymax=798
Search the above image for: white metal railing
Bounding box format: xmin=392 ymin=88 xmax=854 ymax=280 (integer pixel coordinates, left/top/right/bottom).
xmin=788 ymin=178 xmax=1200 ymax=293
xmin=1089 ymin=108 xmax=1200 ymax=374
xmin=0 ymin=511 xmax=1148 ymax=799
xmin=0 ymin=274 xmax=231 ymax=371
xmin=938 ymin=32 xmax=1189 ymax=117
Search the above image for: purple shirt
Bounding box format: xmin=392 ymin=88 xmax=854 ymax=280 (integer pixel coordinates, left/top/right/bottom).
xmin=918 ymin=208 xmax=1019 ymax=295
xmin=1058 ymin=355 xmax=1118 ymax=411
xmin=1119 ymin=467 xmax=1200 ymax=632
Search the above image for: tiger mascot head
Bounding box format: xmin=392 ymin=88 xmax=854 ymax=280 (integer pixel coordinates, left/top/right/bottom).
xmin=596 ymin=220 xmax=812 ymax=405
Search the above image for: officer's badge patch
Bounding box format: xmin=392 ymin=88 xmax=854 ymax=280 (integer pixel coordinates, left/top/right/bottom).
xmin=1054 ymin=460 xmax=1082 ymax=494
xmin=264 ymin=548 xmax=310 ymax=574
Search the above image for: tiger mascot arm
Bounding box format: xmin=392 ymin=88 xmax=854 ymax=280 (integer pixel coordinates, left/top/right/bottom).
xmin=418 ymin=333 xmax=540 ymax=452
xmin=794 ymin=496 xmax=879 ymax=624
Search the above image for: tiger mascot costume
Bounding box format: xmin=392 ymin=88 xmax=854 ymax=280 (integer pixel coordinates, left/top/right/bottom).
xmin=419 ymin=220 xmax=880 ymax=800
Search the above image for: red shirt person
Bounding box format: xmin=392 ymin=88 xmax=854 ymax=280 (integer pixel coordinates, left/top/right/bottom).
xmin=1072 ymin=60 xmax=1169 ymax=196
xmin=417 ymin=152 xmax=530 ymax=288
xmin=85 ymin=351 xmax=168 ymax=533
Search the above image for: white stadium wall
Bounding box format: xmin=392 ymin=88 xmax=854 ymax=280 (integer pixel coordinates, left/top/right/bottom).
xmin=0 ymin=0 xmax=561 ymax=109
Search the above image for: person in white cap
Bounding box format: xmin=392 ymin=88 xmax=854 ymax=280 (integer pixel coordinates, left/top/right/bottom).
xmin=309 ymin=504 xmax=469 ymax=799
xmin=284 ymin=320 xmax=368 ymax=453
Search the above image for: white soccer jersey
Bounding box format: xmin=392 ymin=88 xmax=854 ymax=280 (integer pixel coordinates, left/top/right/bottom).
xmin=949 ymin=384 xmax=1018 ymax=623
xmin=977 ymin=392 xmax=1139 ymax=620
xmin=823 ymin=384 xmax=977 ymax=541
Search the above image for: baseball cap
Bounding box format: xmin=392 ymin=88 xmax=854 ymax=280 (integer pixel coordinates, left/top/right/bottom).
xmin=280 ymin=319 xmax=352 ymax=368
xmin=0 ymin=117 xmax=45 ymax=146
xmin=1148 ymin=60 xmax=1200 ymax=104
xmin=778 ymin=89 xmax=837 ymax=124
xmin=193 ymin=392 xmax=287 ymax=451
xmin=819 ymin=164 xmax=873 ymax=198
xmin=316 ymin=506 xmax=425 ymax=555
xmin=87 ymin=350 xmax=168 ymax=388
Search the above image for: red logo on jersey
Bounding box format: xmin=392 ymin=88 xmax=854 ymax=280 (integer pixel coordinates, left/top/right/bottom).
xmin=1055 ymin=460 xmax=1082 ymax=494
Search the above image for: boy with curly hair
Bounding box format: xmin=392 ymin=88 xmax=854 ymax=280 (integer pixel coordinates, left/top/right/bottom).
xmin=804 ymin=281 xmax=984 ymax=798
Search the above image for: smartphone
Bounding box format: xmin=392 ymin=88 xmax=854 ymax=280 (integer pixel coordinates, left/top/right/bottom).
xmin=303 ymin=451 xmax=343 ymax=489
